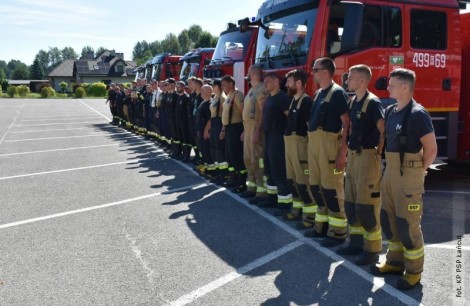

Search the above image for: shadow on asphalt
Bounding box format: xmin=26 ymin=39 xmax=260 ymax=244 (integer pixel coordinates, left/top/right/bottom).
xmin=91 ymin=123 xmax=469 ymax=304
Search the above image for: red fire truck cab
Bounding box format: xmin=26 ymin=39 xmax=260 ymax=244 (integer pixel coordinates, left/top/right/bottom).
xmin=134 ymin=53 xmax=182 ymax=82
xmin=179 ymin=48 xmax=215 ymax=84
xmin=203 ymin=24 xmax=259 ymax=94
xmin=252 ymin=0 xmax=470 ymax=161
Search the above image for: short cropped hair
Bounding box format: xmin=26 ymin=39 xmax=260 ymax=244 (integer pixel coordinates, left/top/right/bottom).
xmin=264 ymin=72 xmax=280 ymax=81
xmin=349 ymin=64 xmax=372 ymax=80
xmin=221 ymin=75 xmax=235 ymax=84
xmin=193 ymin=78 xmax=203 ymax=87
xmin=285 ymin=69 xmax=308 ymax=86
xmin=390 ymin=68 xmax=416 ymax=90
xmin=315 ymin=57 xmax=336 ymax=76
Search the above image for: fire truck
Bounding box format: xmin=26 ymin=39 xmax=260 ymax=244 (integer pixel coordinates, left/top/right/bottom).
xmin=203 ymin=24 xmax=259 ymax=94
xmin=134 ymin=53 xmax=182 ymax=82
xmin=179 ymin=48 xmax=215 ymax=84
xmin=249 ymin=0 xmax=470 ymax=161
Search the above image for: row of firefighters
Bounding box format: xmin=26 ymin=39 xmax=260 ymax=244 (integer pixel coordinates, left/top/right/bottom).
xmin=106 ymin=58 xmax=437 ymax=291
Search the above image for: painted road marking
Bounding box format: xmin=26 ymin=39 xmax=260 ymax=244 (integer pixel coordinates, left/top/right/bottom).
xmin=168 ymin=241 xmax=304 ymax=306
xmin=0 ymin=102 xmax=25 ymax=145
xmin=0 ymin=157 xmax=161 ymax=181
xmin=0 ymin=144 xmax=119 ymax=157
xmin=3 ymin=133 xmax=128 ymax=143
xmin=79 ymin=100 xmax=111 ymax=121
xmin=0 ymin=183 xmax=209 ymax=230
xmin=14 ymin=121 xmax=106 ymax=127
xmin=10 ymin=128 xmax=89 ymax=134
xmin=20 ymin=116 xmax=102 ymax=122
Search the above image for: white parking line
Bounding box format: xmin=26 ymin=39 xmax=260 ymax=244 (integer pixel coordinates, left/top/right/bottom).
xmin=0 ymin=157 xmax=160 ymax=181
xmin=0 ymin=144 xmax=119 ymax=157
xmin=21 ymin=114 xmax=96 ymax=118
xmin=426 ymin=243 xmax=470 ymax=251
xmin=0 ymin=183 xmax=210 ymax=230
xmin=3 ymin=132 xmax=128 ymax=143
xmin=168 ymin=241 xmax=304 ymax=306
xmin=166 ymin=157 xmax=423 ymax=306
xmin=20 ymin=117 xmax=102 ymax=122
xmin=79 ymin=100 xmax=111 ymax=121
xmin=10 ymin=127 xmax=89 ymax=134
xmin=14 ymin=121 xmax=106 ymax=127
xmin=0 ymin=102 xmax=25 ymax=145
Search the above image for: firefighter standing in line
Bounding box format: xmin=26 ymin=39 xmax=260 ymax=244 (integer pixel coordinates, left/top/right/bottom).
xmin=106 ymin=83 xmax=117 ymax=124
xmin=157 ymin=80 xmax=168 ymax=145
xmin=175 ymin=81 xmax=191 ymax=161
xmin=196 ymin=85 xmax=215 ymax=177
xmin=306 ymin=57 xmax=350 ymax=247
xmin=257 ymin=72 xmax=293 ymax=215
xmin=283 ymin=69 xmax=317 ymax=228
xmin=337 ymin=64 xmax=385 ymax=266
xmin=220 ymin=75 xmax=246 ymax=189
xmin=239 ymin=65 xmax=268 ymax=197
xmin=209 ymin=80 xmax=228 ymax=184
xmin=165 ymin=78 xmax=179 ymax=157
xmin=191 ymin=78 xmax=204 ymax=167
xmin=371 ymin=68 xmax=437 ymax=290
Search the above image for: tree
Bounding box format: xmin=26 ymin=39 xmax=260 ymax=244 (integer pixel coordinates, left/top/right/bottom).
xmin=133 ymin=40 xmax=149 ymax=61
xmin=161 ymin=34 xmax=181 ymax=56
xmin=48 ymin=47 xmax=62 ymax=68
xmin=178 ymin=30 xmax=192 ymax=54
xmin=12 ymin=64 xmax=30 ymax=80
xmin=188 ymin=25 xmax=203 ymax=43
xmin=29 ymin=58 xmax=45 ymax=79
xmin=61 ymin=47 xmax=78 ymax=60
xmin=0 ymin=68 xmax=6 ymax=81
xmin=195 ymin=31 xmax=218 ymax=48
xmin=96 ymin=46 xmax=108 ymax=56
xmin=149 ymin=41 xmax=163 ymax=56
xmin=7 ymin=60 xmax=24 ymax=79
xmin=35 ymin=50 xmax=50 ymax=74
xmin=81 ymin=46 xmax=94 ymax=59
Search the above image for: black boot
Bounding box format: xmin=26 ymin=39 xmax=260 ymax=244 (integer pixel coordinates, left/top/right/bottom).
xmin=336 ymin=235 xmax=363 ymax=255
xmin=222 ymin=172 xmax=237 ymax=188
xmin=231 ymin=172 xmax=247 ymax=193
xmin=257 ymin=193 xmax=277 ymax=208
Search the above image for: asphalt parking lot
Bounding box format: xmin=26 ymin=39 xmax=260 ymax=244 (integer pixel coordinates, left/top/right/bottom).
xmin=0 ymin=98 xmax=469 ymax=306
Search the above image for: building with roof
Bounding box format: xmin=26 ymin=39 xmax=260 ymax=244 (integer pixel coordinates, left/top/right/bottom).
xmin=48 ymin=50 xmax=136 ymax=92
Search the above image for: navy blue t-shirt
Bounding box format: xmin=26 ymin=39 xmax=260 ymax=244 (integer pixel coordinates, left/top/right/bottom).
xmin=385 ymin=101 xmax=434 ymax=153
xmin=348 ymin=92 xmax=384 ymax=150
xmin=308 ymin=84 xmax=349 ymax=133
xmin=263 ymin=90 xmax=290 ymax=134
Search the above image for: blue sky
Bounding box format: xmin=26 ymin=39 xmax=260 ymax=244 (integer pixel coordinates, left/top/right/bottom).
xmin=0 ymin=0 xmax=262 ymax=65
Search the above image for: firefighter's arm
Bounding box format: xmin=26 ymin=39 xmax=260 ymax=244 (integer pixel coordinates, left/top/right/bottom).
xmin=420 ymin=132 xmax=437 ymax=170
xmin=204 ymin=120 xmax=211 ymax=140
xmin=253 ymin=94 xmax=266 ymax=145
xmin=336 ymin=113 xmax=350 ymax=172
xmin=376 ymin=118 xmax=385 ymax=155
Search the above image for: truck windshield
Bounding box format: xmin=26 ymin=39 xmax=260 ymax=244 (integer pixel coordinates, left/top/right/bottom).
xmin=212 ymin=30 xmax=252 ymax=62
xmin=152 ymin=64 xmax=162 ymax=80
xmin=180 ymin=57 xmax=200 ymax=83
xmin=256 ymin=7 xmax=317 ymax=68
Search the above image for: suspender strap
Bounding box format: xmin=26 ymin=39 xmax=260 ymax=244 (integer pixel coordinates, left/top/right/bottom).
xmin=318 ymin=83 xmax=342 ymax=129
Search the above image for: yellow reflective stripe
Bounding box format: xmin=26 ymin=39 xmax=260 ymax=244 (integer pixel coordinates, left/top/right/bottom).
xmin=292 ymin=201 xmax=303 ymax=209
xmin=404 ymin=246 xmax=424 ymax=260
xmin=207 ymin=164 xmax=217 ymax=170
xmin=259 ymin=158 xmax=264 ymax=169
xmin=219 ymin=162 xmax=229 ymax=169
xmin=328 ymin=216 xmax=348 ymax=228
xmin=266 ymin=184 xmax=278 ymax=195
xmin=239 ymin=169 xmax=247 ymax=174
xmin=278 ymin=194 xmax=293 ymax=204
xmin=315 ymin=213 xmax=329 ymax=223
xmin=388 ymin=241 xmax=404 ymax=252
xmin=349 ymin=226 xmax=365 ymax=235
xmin=246 ymin=181 xmax=257 ymax=188
xmin=228 ymin=167 xmax=235 ymax=172
xmin=256 ymin=186 xmax=267 ymax=193
xmin=364 ymin=229 xmax=382 ymax=241
xmin=302 ymin=205 xmax=317 ymax=214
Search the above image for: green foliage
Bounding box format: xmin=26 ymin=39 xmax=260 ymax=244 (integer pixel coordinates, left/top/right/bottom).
xmin=7 ymin=86 xmax=18 ymax=97
xmin=75 ymin=86 xmax=86 ymax=98
xmin=88 ymin=82 xmax=107 ymax=97
xmin=81 ymin=46 xmax=94 ymax=59
xmin=96 ymin=47 xmax=108 ymax=56
xmin=41 ymin=86 xmax=54 ymax=98
xmin=30 ymin=58 xmax=45 ymax=80
xmin=12 ymin=64 xmax=30 ymax=80
xmin=16 ymin=85 xmax=30 ymax=97
xmin=1 ymin=80 xmax=7 ymax=92
xmin=59 ymin=81 xmax=68 ymax=92
xmin=61 ymin=46 xmax=78 ymax=60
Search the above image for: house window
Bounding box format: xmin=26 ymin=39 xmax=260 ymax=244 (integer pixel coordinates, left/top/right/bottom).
xmin=116 ymin=65 xmax=124 ymax=73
